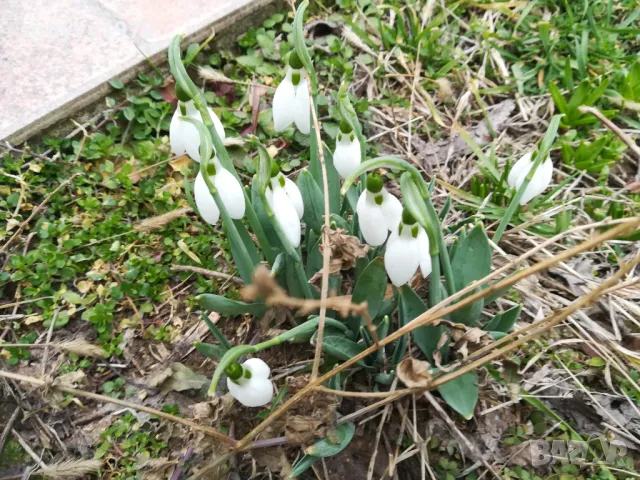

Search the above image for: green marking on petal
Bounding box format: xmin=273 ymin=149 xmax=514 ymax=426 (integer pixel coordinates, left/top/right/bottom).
xmin=179 ymin=102 xmax=187 ymax=116
xmin=270 ymin=162 xmax=280 ymax=177
xmin=289 ymin=51 xmax=304 ymax=69
xmin=225 ymin=362 xmax=243 ymax=381
xmin=243 ymin=368 xmax=252 ymax=379
xmin=412 ymin=225 xmax=419 ymax=238
xmin=374 ymin=194 xmax=384 ymax=205
xmin=206 ymin=162 xmax=217 ymax=176
xmin=366 ymin=173 xmax=383 ymax=194
xmin=278 ymin=175 xmax=286 ymax=187
xmin=402 ymin=208 xmax=417 ymax=225
xmin=292 ymin=71 xmax=301 ymax=86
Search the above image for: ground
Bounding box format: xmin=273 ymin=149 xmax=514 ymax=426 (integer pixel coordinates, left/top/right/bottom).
xmin=1 ymin=1 xmax=640 ymax=479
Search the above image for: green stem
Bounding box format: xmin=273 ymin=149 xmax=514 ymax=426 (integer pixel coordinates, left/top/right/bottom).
xmin=428 ymin=253 xmax=442 ymax=308
xmin=243 ymin=188 xmax=276 ymax=265
xmin=294 ymin=255 xmax=314 ymax=300
xmin=423 ymin=195 xmax=456 ymax=296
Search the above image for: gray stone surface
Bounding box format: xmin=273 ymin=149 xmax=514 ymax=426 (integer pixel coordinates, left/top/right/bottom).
xmin=0 ymin=0 xmax=256 ymax=142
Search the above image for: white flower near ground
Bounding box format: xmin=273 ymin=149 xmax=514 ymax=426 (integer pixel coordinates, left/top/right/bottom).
xmin=356 ymin=174 xmax=402 ymax=247
xmin=193 ymin=158 xmax=245 ymax=225
xmin=266 ymin=172 xmax=304 ymax=248
xmin=272 ymin=53 xmax=310 ymax=134
xmin=507 ymin=152 xmax=553 ymax=205
xmin=384 ymin=210 xmax=432 ymax=287
xmin=226 ymin=358 xmax=274 ymax=407
xmin=170 ymin=100 xmax=226 ymax=162
xmin=333 ymin=123 xmax=361 ymax=179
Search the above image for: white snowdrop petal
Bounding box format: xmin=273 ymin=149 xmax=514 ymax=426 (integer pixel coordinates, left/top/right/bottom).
xmin=507 ymin=152 xmax=533 ymax=189
xmin=243 ymin=358 xmax=271 ymax=378
xmin=381 ymin=189 xmax=403 ymax=232
xmin=193 ymin=172 xmax=220 ymax=225
xmin=215 ymin=165 xmax=246 ymax=219
xmin=293 ymin=76 xmax=311 ymax=134
xmin=384 ymin=230 xmax=419 ymax=287
xmin=183 ymin=119 xmax=203 ymax=162
xmin=273 ymin=75 xmax=296 ymax=132
xmin=417 ymin=227 xmax=432 ymax=278
xmin=207 ymin=107 xmax=226 ymax=142
xmin=283 ymin=176 xmax=304 ymax=219
xmin=226 ymin=377 xmax=274 ymax=407
xmin=357 ymin=192 xmax=389 ymax=247
xmin=169 ymin=108 xmax=186 ymax=156
xmin=333 ymin=135 xmax=361 ymax=179
xmin=516 ymin=156 xmax=553 ymax=205
xmin=271 ymin=185 xmax=302 ymax=248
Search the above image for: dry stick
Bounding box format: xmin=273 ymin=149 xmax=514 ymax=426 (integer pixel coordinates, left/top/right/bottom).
xmin=309 ymin=80 xmax=333 ymax=381
xmin=334 ymin=253 xmax=639 ymax=429
xmin=428 ymin=252 xmax=639 ymax=391
xmin=1 ymin=173 xmax=80 ymax=253
xmin=0 ymin=370 xmax=236 ymax=446
xmin=170 ymin=264 xmax=243 ymax=284
xmin=0 ymin=407 xmax=20 ymax=457
xmin=40 ymin=309 xmax=59 ymax=377
xmin=235 ymin=220 xmax=639 ymax=449
xmin=579 ymin=106 xmax=640 ymax=161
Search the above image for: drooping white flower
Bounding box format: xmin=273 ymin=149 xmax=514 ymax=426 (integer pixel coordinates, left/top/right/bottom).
xmin=356 ymin=173 xmax=402 ymax=247
xmin=507 ymin=152 xmax=553 ymax=205
xmin=226 ymin=358 xmax=274 ymax=407
xmin=170 ymin=100 xmax=226 ymax=162
xmin=193 ymin=157 xmax=245 ymax=225
xmin=333 ymin=121 xmax=361 ymax=179
xmin=384 ymin=210 xmax=432 ymax=287
xmin=273 ymin=52 xmax=310 ymax=134
xmin=265 ymin=169 xmax=304 ymax=248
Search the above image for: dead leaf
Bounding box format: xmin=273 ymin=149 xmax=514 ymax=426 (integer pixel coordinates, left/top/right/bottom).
xmin=177 ymin=239 xmax=202 ymax=265
xmin=147 ymin=363 xmax=208 ymax=394
xmin=252 ymin=447 xmax=292 ymax=477
xmin=286 ymin=416 xmax=328 ymax=445
xmin=397 ymin=357 xmax=432 ymax=388
xmin=29 ymin=163 xmax=43 ymax=173
xmin=25 ymin=314 xmax=44 ymax=325
xmin=134 ymin=207 xmax=192 ymax=233
xmin=416 ymin=99 xmax=515 ymax=167
xmin=169 ymin=155 xmax=192 ymax=172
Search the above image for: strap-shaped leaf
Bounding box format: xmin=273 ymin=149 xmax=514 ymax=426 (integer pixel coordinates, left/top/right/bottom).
xmin=438 ymin=371 xmax=479 ymax=420
xmin=349 ymin=257 xmax=387 ymax=333
xmin=321 ymin=336 xmax=370 ymax=368
xmin=399 ymin=286 xmax=444 ymax=364
xmin=194 ymin=341 xmax=226 ymax=360
xmin=483 ymin=304 xmax=522 ymax=333
xmin=298 ymin=169 xmax=324 ymax=233
xmin=198 ymin=294 xmax=267 ymax=317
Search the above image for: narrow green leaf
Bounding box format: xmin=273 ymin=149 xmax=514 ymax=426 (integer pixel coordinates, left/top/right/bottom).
xmin=400 ymin=286 xmax=443 ymax=363
xmin=450 ymin=224 xmax=492 ymax=325
xmin=298 ymin=169 xmax=324 ymax=233
xmin=194 ymin=341 xmax=226 ymax=360
xmin=199 ymin=312 xmax=231 ymax=349
xmin=198 ymin=294 xmax=267 ymax=317
xmin=305 ymin=423 xmax=356 ymax=457
xmin=290 ymin=454 xmax=318 ymax=478
xmin=322 ymin=336 xmax=370 ymax=367
xmin=547 ymin=82 xmax=568 ymax=114
xmin=349 ymin=258 xmax=387 ymax=333
xmin=483 ymin=304 xmax=522 ymax=333
xmin=438 ymin=372 xmax=479 ymax=419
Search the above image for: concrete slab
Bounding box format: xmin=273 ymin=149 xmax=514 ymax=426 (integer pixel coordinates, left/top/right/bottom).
xmin=0 ymin=0 xmax=273 ymax=143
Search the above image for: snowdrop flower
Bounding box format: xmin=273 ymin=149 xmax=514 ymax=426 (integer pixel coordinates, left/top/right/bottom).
xmin=333 ymin=120 xmax=361 ymax=179
xmin=170 ymin=99 xmax=226 ymax=162
xmin=356 ymin=173 xmax=402 ymax=247
xmin=193 ymin=155 xmax=245 ymax=225
xmin=384 ymin=209 xmax=432 ymax=287
xmin=507 ymin=152 xmax=553 ymax=205
xmin=225 ymin=358 xmax=274 ymax=407
xmin=265 ymin=164 xmax=304 ymax=248
xmin=273 ymin=52 xmax=310 ymax=134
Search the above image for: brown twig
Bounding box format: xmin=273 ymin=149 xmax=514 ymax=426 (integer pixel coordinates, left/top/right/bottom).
xmin=0 ymin=369 xmax=236 ymax=446
xmin=578 ymin=106 xmax=640 ymax=161
xmin=1 ymin=173 xmax=80 ymax=253
xmin=308 ymin=80 xmax=333 ymax=381
xmin=234 ymin=219 xmax=638 ymax=449
xmin=170 ymin=264 xmax=243 ymax=284
xmin=0 ymin=407 xmax=20 ymax=457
